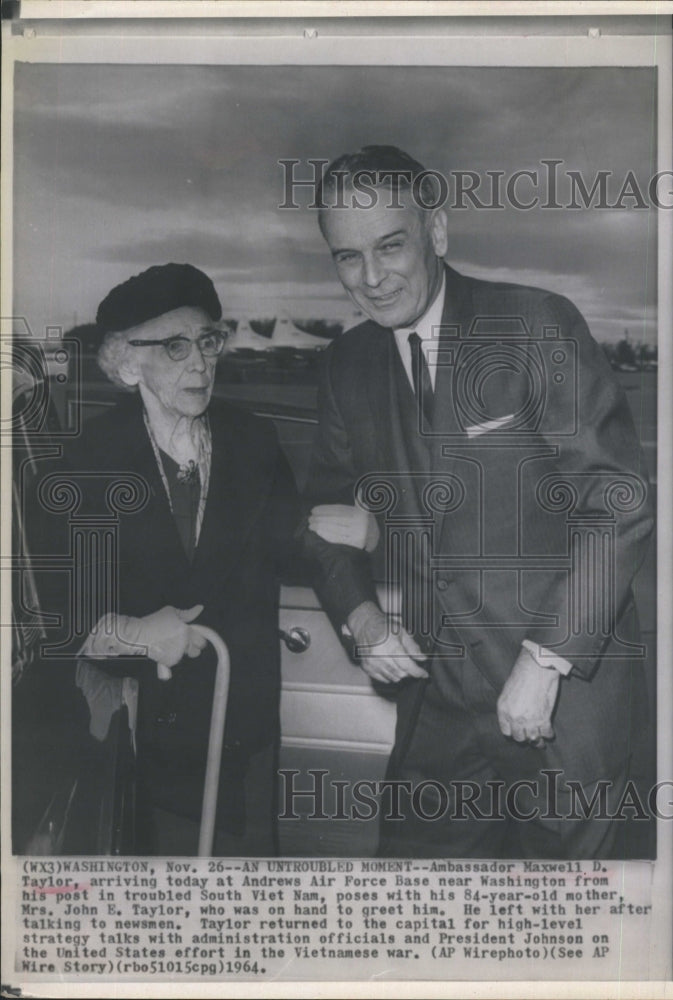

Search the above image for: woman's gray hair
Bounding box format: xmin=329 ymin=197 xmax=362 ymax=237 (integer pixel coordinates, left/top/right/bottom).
xmin=97 ymin=330 xmax=136 ymax=390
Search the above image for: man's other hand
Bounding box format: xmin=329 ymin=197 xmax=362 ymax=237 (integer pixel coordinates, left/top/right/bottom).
xmin=309 ymin=504 xmax=379 ymax=552
xmin=497 ymin=645 xmax=561 ymax=744
xmin=347 ymin=601 xmax=428 ymax=683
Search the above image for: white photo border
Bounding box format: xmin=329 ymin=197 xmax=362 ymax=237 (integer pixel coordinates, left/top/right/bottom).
xmin=1 ymin=6 xmax=671 ymax=999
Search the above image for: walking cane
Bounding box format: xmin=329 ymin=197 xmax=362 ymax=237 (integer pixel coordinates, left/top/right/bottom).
xmin=191 ymin=625 xmax=231 ymax=857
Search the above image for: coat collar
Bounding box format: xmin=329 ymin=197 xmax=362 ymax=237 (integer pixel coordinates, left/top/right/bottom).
xmin=432 ymin=263 xmax=474 ymax=441
xmin=107 ymin=395 xmax=193 ymax=569
xmin=191 ymin=401 xmax=275 ymax=579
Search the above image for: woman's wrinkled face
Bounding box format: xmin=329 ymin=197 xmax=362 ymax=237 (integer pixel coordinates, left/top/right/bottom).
xmin=123 ymin=306 xmax=218 ymax=419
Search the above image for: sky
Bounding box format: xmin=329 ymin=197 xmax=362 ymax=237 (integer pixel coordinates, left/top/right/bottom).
xmin=12 ymin=63 xmax=658 ymax=343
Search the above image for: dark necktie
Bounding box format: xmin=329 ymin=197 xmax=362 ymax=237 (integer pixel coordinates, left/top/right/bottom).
xmin=408 ymin=331 xmax=434 ymax=427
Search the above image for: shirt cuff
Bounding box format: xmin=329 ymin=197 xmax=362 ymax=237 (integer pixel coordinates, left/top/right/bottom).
xmin=522 ymin=639 xmax=573 ymax=676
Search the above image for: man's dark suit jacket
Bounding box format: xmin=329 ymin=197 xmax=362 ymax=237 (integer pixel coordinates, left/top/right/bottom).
xmin=32 ymin=394 xmax=298 ymax=826
xmin=303 ymin=264 xmax=654 ymax=786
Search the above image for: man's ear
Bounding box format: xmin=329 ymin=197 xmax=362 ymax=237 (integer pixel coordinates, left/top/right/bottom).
xmin=429 ymin=207 xmax=449 ymax=259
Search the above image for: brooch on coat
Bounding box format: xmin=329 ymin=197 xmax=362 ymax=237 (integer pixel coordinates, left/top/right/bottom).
xmin=176 ymin=460 xmax=199 ymax=485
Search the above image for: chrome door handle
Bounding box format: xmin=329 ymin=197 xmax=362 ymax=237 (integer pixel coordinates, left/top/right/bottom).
xmin=279 ymin=626 xmax=311 ymax=653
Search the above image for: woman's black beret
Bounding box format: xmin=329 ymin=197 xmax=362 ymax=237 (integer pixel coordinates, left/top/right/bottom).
xmin=96 ymin=263 xmax=222 ymax=335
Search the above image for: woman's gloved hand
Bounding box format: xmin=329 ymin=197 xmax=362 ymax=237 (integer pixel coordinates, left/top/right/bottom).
xmin=122 ymin=605 xmax=206 ymax=666
xmin=82 ymin=604 xmax=206 ymax=669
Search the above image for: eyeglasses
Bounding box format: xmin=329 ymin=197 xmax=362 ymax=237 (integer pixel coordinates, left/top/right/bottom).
xmin=128 ymin=329 xmax=227 ymax=362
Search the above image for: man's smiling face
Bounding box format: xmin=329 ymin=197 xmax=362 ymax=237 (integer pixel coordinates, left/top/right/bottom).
xmin=320 ymin=190 xmax=448 ymax=329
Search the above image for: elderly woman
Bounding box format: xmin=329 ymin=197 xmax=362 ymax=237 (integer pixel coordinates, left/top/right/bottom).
xmin=59 ymin=263 xmax=300 ymax=855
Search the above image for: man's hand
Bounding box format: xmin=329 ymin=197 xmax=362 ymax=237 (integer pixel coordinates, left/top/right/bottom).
xmin=347 ymin=601 xmax=428 ymax=683
xmin=496 ymin=645 xmax=561 ymax=745
xmin=309 ymin=504 xmax=379 ymax=553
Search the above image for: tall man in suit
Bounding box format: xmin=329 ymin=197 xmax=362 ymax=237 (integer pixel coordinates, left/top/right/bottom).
xmin=303 ymin=146 xmax=654 ymax=858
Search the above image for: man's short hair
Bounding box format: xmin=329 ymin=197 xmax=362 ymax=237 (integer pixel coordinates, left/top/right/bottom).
xmin=317 ymin=145 xmax=440 ymax=225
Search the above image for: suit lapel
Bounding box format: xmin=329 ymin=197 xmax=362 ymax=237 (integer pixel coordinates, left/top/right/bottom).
xmin=362 ymin=327 xmax=394 ymax=470
xmin=430 ymin=266 xmax=477 ymax=559
xmin=361 ymin=322 xmax=430 ymax=523
xmin=431 ymin=264 xmax=474 ymax=452
xmin=359 ymin=266 xmax=475 ymax=484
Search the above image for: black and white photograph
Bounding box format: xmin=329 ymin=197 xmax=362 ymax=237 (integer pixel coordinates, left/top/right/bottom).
xmin=2 ymin=4 xmax=671 ymax=995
